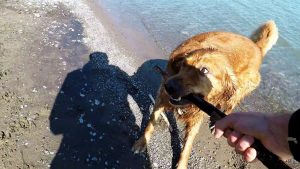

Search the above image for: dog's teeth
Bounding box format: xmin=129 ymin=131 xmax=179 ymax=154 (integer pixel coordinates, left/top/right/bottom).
xmin=173 ymin=97 xmax=181 ymax=101
xmin=177 ymin=108 xmax=184 ymax=115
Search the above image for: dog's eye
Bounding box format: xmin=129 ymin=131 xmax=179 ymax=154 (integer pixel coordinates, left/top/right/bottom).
xmin=200 ymin=67 xmax=209 ymax=74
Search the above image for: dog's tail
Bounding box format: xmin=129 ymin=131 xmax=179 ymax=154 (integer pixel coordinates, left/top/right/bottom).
xmin=250 ymin=20 xmax=278 ymax=57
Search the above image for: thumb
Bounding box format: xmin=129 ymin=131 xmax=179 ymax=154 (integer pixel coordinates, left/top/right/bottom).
xmin=214 ymin=114 xmax=237 ymax=138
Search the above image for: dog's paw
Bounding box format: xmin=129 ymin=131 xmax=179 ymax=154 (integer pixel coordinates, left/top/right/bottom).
xmin=176 ymin=163 xmax=187 ymax=169
xmin=132 ymin=137 xmax=147 ymax=154
xmin=176 ymin=158 xmax=188 ymax=169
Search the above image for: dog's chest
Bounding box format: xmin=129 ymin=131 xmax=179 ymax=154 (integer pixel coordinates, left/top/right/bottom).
xmin=171 ymin=105 xmax=203 ymax=121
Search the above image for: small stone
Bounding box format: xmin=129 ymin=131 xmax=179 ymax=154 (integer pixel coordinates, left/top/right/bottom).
xmin=95 ymin=99 xmax=100 ymax=105
xmin=34 ymin=13 xmax=41 ymax=17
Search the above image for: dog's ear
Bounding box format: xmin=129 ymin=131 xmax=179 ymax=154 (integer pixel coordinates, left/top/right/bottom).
xmin=170 ymin=57 xmax=185 ymax=73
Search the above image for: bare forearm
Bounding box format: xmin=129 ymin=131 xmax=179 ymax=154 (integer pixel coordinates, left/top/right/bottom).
xmin=265 ymin=114 xmax=292 ymax=160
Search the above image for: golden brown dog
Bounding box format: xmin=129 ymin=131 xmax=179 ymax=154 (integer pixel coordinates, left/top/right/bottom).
xmin=132 ymin=21 xmax=278 ymax=169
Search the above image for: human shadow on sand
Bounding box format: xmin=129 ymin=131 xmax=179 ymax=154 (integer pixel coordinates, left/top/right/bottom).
xmin=49 ymin=51 xmax=182 ymax=169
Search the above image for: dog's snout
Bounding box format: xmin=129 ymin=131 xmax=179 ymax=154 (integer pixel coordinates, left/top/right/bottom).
xmin=164 ymin=79 xmax=182 ymax=98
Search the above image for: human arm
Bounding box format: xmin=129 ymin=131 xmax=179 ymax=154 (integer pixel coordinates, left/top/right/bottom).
xmin=214 ymin=111 xmax=294 ymax=162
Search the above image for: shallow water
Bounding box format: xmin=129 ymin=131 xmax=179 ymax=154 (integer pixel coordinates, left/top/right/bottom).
xmin=98 ymin=0 xmax=300 ymax=111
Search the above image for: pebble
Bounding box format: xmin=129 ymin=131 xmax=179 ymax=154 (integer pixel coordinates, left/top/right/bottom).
xmin=94 ymin=99 xmax=100 ymax=105
xmin=34 ymin=13 xmax=41 ymax=17
xmin=78 ymin=115 xmax=84 ymax=123
xmin=32 ymin=88 xmax=37 ymax=93
xmin=89 ymin=131 xmax=96 ymax=136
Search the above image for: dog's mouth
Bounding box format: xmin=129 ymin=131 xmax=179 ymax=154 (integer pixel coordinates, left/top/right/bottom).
xmin=169 ymin=93 xmax=204 ymax=106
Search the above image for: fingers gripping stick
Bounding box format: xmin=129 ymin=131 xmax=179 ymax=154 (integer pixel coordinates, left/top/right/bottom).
xmin=186 ymin=94 xmax=291 ymax=169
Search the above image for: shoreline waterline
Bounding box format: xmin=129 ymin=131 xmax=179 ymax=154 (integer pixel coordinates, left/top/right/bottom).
xmin=88 ymin=0 xmax=167 ymax=65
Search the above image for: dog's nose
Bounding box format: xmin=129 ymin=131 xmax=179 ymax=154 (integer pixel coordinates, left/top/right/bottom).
xmin=164 ymin=79 xmax=182 ymax=98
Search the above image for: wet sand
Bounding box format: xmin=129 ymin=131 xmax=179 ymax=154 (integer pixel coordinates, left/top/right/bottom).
xmin=0 ymin=0 xmax=297 ymax=169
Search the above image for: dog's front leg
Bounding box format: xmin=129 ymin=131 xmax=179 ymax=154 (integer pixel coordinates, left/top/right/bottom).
xmin=176 ymin=121 xmax=202 ymax=169
xmin=132 ymin=105 xmax=165 ymax=153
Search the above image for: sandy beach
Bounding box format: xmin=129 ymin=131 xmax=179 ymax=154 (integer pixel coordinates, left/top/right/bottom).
xmin=0 ymin=0 xmax=297 ymax=169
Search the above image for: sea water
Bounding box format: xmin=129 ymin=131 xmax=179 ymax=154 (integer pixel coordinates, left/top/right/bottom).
xmin=98 ymin=0 xmax=300 ymax=111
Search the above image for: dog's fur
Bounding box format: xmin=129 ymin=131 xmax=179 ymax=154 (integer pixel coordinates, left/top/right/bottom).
xmin=132 ymin=21 xmax=278 ymax=169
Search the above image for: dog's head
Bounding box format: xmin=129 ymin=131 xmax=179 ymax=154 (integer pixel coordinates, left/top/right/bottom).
xmin=165 ymin=49 xmax=236 ymax=107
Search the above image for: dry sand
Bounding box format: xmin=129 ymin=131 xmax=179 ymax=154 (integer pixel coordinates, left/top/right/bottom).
xmin=0 ymin=0 xmax=296 ymax=169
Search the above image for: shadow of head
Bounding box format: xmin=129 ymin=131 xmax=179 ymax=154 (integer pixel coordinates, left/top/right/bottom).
xmin=49 ymin=51 xmax=154 ymax=169
xmin=89 ymin=51 xmax=109 ymax=69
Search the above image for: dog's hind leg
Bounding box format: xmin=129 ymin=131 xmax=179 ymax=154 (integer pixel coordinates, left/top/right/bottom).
xmin=132 ymin=101 xmax=165 ymax=153
xmin=176 ymin=120 xmax=202 ymax=169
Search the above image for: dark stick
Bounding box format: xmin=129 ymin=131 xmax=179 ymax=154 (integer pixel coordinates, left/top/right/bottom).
xmin=186 ymin=94 xmax=291 ymax=169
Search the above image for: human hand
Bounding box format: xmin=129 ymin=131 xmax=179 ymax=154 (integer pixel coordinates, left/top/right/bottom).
xmin=213 ymin=112 xmax=292 ymax=162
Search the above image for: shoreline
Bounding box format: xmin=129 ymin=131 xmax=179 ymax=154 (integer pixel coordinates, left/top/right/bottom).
xmin=87 ymin=0 xmax=167 ymax=62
